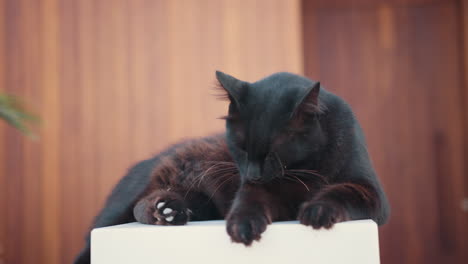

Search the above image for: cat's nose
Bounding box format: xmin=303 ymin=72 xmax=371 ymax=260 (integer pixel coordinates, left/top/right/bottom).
xmin=245 ymin=162 xmax=262 ymax=182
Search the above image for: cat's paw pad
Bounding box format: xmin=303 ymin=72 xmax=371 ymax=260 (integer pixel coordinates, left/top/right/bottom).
xmin=226 ymin=211 xmax=271 ymax=246
xmin=298 ymin=200 xmax=348 ymax=229
xmin=133 ymin=192 xmax=191 ymax=226
xmin=152 ymin=198 xmax=190 ymax=225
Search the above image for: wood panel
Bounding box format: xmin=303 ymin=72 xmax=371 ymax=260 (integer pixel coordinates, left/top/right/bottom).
xmin=0 ymin=1 xmax=5 ymax=263
xmin=461 ymin=0 xmax=468 ymax=235
xmin=0 ymin=0 xmax=4 ymax=264
xmin=303 ymin=0 xmax=467 ymax=263
xmin=0 ymin=1 xmax=303 ymax=263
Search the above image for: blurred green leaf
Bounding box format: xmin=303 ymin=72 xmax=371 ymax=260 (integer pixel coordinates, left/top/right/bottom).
xmin=0 ymin=93 xmax=39 ymax=139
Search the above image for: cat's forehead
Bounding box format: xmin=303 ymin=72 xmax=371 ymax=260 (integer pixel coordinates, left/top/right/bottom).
xmin=252 ymin=72 xmax=314 ymax=90
xmin=244 ymin=72 xmax=314 ymax=107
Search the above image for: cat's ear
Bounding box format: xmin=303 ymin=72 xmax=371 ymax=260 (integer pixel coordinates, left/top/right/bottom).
xmin=292 ymin=82 xmax=324 ymax=117
xmin=215 ymin=71 xmax=244 ymax=105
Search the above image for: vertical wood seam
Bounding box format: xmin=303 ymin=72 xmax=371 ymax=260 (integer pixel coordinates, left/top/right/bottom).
xmin=40 ymin=0 xmax=61 ymax=263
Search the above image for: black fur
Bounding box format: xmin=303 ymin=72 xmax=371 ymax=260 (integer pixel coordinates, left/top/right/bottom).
xmin=74 ymin=72 xmax=389 ymax=263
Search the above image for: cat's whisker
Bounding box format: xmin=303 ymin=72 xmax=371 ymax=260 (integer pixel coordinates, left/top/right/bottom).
xmin=292 ymin=175 xmax=310 ymax=192
xmin=182 ymin=162 xmax=238 ymax=197
xmin=195 ymin=162 xmax=232 ymax=187
xmin=204 ymin=169 xmax=237 ymax=181
xmin=208 ymin=173 xmax=235 ymax=202
xmin=205 ymin=167 xmax=237 ymax=175
xmin=210 ymin=169 xmax=237 ymax=183
xmin=273 ymin=152 xmax=285 ymax=177
xmin=285 ymin=169 xmax=329 ymax=184
xmin=183 ymin=163 xmax=223 ymax=199
xmin=214 ymin=174 xmax=235 ymax=188
xmin=203 ymin=162 xmax=237 ymax=173
xmin=286 ymin=173 xmax=327 ymax=186
xmin=287 ymin=169 xmax=325 ymax=177
xmin=203 ymin=160 xmax=236 ymax=166
xmin=281 ymin=175 xmax=305 ymax=185
xmin=183 ymin=179 xmax=200 ymax=200
xmin=283 ymin=174 xmax=310 ymax=192
xmin=281 ymin=175 xmax=298 ymax=182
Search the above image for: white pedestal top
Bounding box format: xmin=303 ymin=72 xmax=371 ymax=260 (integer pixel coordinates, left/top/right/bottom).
xmin=91 ymin=219 xmax=380 ymax=264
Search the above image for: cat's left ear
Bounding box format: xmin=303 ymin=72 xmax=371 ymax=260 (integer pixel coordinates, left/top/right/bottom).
xmin=215 ymin=71 xmax=244 ymax=105
xmin=293 ymin=82 xmax=323 ymax=116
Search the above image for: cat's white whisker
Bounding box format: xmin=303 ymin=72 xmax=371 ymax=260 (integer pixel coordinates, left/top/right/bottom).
xmin=284 ymin=174 xmax=310 ymax=192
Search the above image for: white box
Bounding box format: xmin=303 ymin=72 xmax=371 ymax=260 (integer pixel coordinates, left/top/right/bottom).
xmin=91 ymin=219 xmax=380 ymax=264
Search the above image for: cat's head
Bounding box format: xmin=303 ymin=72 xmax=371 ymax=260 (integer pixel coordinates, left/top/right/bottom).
xmin=216 ymin=71 xmax=326 ymax=184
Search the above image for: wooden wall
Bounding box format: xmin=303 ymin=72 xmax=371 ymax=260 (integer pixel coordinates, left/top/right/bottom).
xmin=303 ymin=0 xmax=467 ymax=263
xmin=2 ymin=0 xmax=468 ymax=264
xmin=0 ymin=1 xmax=303 ymax=263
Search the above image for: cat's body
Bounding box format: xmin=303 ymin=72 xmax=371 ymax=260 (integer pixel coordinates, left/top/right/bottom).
xmin=74 ymin=72 xmax=389 ymax=264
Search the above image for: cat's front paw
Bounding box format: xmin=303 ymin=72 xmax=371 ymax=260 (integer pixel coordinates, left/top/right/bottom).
xmin=133 ymin=192 xmax=191 ymax=225
xmin=226 ymin=210 xmax=271 ymax=246
xmin=298 ymin=200 xmax=348 ymax=229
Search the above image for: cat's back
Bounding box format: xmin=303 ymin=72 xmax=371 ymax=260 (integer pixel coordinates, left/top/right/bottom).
xmin=147 ymin=133 xmax=233 ymax=180
xmin=154 ymin=133 xmax=231 ymax=162
xmin=317 ymin=87 xmax=371 ymax=157
xmin=318 ymin=87 xmax=357 ymax=125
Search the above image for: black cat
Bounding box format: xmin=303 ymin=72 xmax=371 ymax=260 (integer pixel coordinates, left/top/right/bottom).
xmin=74 ymin=71 xmax=390 ymax=264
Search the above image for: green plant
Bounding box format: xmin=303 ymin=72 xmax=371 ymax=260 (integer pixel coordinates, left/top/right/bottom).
xmin=0 ymin=93 xmax=38 ymax=138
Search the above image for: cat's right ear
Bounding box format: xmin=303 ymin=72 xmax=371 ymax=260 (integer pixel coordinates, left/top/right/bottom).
xmin=215 ymin=71 xmax=244 ymax=105
xmin=289 ymin=82 xmax=325 ymax=122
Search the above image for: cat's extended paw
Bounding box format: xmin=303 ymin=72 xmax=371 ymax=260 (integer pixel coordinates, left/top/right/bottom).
xmin=298 ymin=200 xmax=348 ymax=229
xmin=226 ymin=210 xmax=271 ymax=246
xmin=133 ymin=192 xmax=191 ymax=225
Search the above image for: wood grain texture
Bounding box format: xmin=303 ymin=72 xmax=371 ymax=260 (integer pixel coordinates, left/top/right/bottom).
xmin=0 ymin=1 xmax=5 ymax=263
xmin=303 ymin=0 xmax=467 ymax=263
xmin=459 ymin=0 xmax=468 ymax=260
xmin=40 ymin=0 xmax=61 ymax=263
xmin=0 ymin=1 xmax=303 ymax=263
xmin=306 ymin=0 xmax=453 ymax=8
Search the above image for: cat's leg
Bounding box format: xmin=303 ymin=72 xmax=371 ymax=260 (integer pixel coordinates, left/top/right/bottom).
xmin=133 ymin=189 xmax=191 ymax=225
xmin=133 ymin=187 xmax=222 ymax=225
xmin=298 ymin=179 xmax=382 ymax=229
xmin=225 ymin=183 xmax=280 ymax=246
